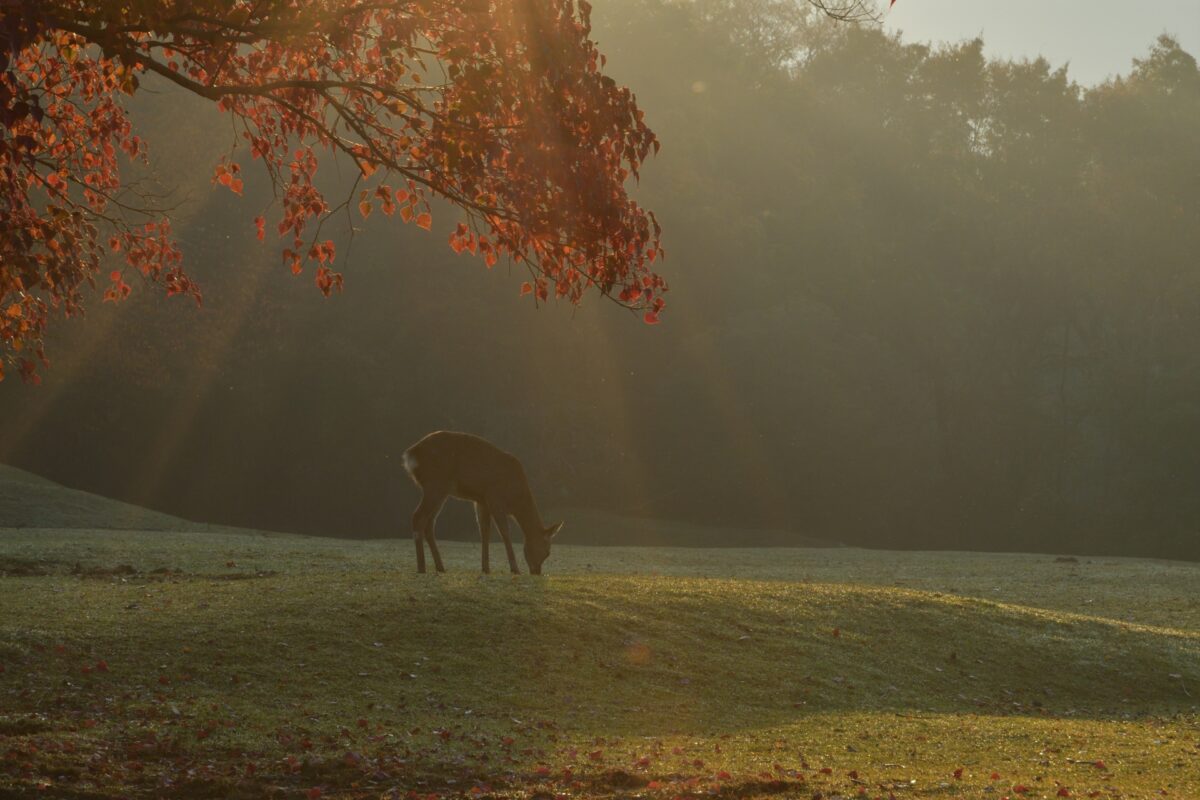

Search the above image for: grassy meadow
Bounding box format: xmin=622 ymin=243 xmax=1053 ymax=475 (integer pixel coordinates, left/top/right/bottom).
xmin=2 ymin=521 xmax=1199 ymax=799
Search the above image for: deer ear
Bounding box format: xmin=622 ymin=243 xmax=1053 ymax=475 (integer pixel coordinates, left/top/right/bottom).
xmin=544 ymin=522 xmax=563 ymax=540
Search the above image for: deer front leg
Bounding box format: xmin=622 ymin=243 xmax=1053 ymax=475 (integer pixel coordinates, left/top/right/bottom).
xmin=475 ymin=502 xmax=492 ymax=574
xmin=493 ymin=513 xmax=520 ymax=574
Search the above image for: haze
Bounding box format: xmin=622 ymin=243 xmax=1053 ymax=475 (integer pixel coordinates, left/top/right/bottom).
xmin=887 ymin=0 xmax=1199 ymax=85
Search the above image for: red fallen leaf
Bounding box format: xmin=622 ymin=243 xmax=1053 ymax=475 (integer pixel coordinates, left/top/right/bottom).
xmin=991 ymin=772 xmax=1002 ymax=780
xmin=847 ymin=770 xmax=858 ymax=780
xmin=647 ymin=781 xmax=664 ymax=790
xmin=1057 ymin=788 xmax=1072 ymax=797
xmin=692 ymin=759 xmax=705 ymax=769
xmin=501 ymin=737 xmax=514 ymax=746
xmin=54 ymin=645 xmax=67 ymax=654
xmin=1093 ymin=760 xmax=1107 ymax=770
xmin=1013 ymin=784 xmax=1029 ymax=794
xmin=819 ymin=767 xmax=833 ymax=775
xmin=357 ymin=718 xmax=369 ymax=728
xmin=95 ymin=660 xmax=109 ymax=672
xmin=636 ymin=756 xmax=651 ymax=768
xmin=306 ymin=789 xmax=322 ymax=800
xmin=832 ymin=628 xmax=841 ymax=638
xmin=535 ymin=765 xmax=551 ymax=776
xmin=158 ymin=675 xmax=170 ymax=685
xmin=716 ymin=771 xmax=732 ymax=781
xmin=80 ymin=665 xmax=92 ymax=674
xmin=589 ymin=750 xmax=604 ymax=761
xmin=225 ymin=561 xmax=237 ymax=568
xmin=954 ymin=767 xmax=964 ymax=780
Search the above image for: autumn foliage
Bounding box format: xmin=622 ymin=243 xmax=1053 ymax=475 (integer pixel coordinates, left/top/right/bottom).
xmin=0 ymin=0 xmax=666 ymax=381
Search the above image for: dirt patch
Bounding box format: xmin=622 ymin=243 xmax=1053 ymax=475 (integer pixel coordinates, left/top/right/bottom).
xmin=65 ymin=563 xmax=278 ymax=582
xmin=0 ymin=556 xmax=63 ymax=577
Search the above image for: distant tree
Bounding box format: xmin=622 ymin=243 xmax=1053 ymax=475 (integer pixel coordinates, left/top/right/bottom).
xmin=0 ymin=0 xmax=669 ymax=381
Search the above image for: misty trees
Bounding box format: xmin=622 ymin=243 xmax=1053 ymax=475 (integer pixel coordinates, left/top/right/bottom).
xmin=1 ymin=0 xmax=1196 ymax=559
xmin=0 ymin=0 xmax=666 ymax=382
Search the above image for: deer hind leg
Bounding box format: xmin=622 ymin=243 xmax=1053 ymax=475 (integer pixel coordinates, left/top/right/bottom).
xmin=412 ymin=489 xmax=447 ymax=574
xmin=493 ymin=513 xmax=520 ymax=574
xmin=423 ymin=508 xmax=446 ymax=574
xmin=475 ymin=502 xmax=493 ymax=574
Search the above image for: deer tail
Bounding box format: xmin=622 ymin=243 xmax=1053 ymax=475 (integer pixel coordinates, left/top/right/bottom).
xmin=402 ymin=448 xmax=420 ymax=481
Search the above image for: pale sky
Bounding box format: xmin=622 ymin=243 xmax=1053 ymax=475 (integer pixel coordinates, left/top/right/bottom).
xmin=884 ymin=0 xmax=1200 ymax=85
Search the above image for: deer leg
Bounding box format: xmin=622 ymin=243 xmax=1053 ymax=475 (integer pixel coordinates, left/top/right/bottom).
xmin=423 ymin=510 xmax=446 ymax=573
xmin=493 ymin=513 xmax=520 ymax=574
xmin=412 ymin=490 xmax=446 ymax=574
xmin=475 ymin=502 xmax=492 ymax=574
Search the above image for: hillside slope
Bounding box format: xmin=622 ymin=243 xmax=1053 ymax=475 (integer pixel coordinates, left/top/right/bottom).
xmin=0 ymin=463 xmax=198 ymax=531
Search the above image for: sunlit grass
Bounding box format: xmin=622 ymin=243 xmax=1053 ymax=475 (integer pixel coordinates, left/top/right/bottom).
xmin=2 ymin=528 xmax=1198 ymax=798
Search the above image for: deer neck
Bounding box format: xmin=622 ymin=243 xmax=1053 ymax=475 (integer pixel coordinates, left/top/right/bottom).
xmin=512 ymin=494 xmax=546 ymax=540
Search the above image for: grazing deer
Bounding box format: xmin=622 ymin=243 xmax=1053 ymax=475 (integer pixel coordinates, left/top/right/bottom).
xmin=402 ymin=431 xmax=563 ymax=574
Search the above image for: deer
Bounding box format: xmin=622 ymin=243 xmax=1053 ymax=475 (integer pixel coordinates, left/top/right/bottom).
xmin=402 ymin=431 xmax=564 ymax=575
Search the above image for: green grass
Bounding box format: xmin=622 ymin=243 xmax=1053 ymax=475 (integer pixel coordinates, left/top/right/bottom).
xmin=2 ymin=527 xmax=1199 ymax=799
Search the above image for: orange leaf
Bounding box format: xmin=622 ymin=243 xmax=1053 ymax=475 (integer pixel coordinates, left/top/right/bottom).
xmin=359 ymin=200 xmax=372 ymax=219
xmin=416 ymin=212 xmax=432 ymax=230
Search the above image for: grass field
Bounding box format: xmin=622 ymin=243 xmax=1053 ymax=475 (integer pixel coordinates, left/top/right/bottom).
xmin=2 ymin=523 xmax=1199 ymax=799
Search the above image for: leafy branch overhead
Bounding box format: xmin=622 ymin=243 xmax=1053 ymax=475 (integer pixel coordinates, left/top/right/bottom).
xmin=0 ymin=0 xmax=669 ymax=381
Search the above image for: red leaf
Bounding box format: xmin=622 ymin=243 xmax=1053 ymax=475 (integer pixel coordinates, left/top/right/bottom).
xmin=416 ymin=212 xmax=432 ymax=231
xmin=643 ymin=310 xmax=660 ymax=325
xmin=1057 ymin=789 xmax=1072 ymax=797
xmin=95 ymin=660 xmax=109 ymax=672
xmin=306 ymin=789 xmax=323 ymax=800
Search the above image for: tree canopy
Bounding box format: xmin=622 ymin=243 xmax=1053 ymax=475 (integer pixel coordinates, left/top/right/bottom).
xmin=0 ymin=0 xmax=670 ymax=381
